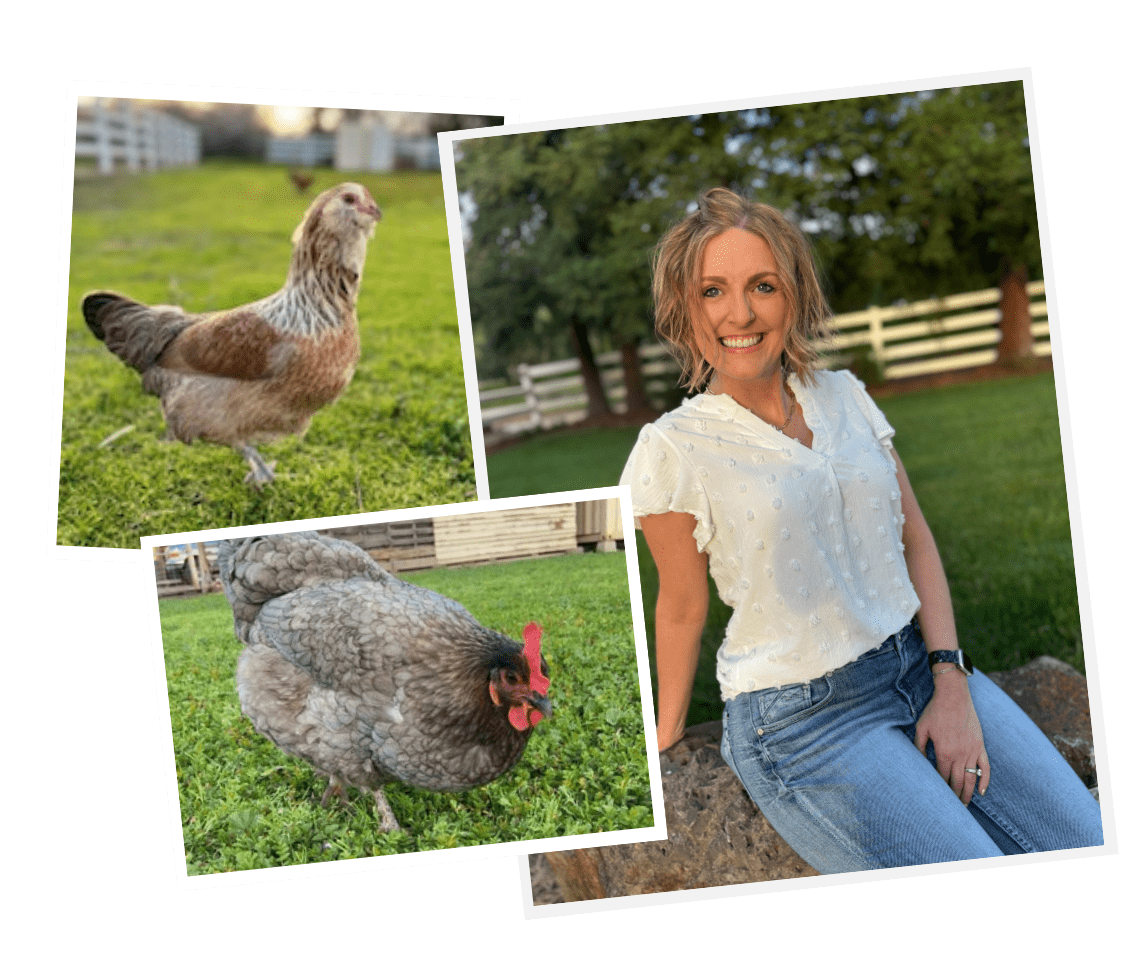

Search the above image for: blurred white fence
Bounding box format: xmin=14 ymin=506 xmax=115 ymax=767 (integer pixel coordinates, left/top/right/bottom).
xmin=479 ymin=281 xmax=1050 ymax=440
xmin=75 ymin=101 xmax=200 ymax=174
xmin=266 ymin=134 xmax=336 ymax=166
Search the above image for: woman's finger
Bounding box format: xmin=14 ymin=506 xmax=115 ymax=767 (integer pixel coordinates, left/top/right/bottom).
xmin=977 ymin=748 xmax=990 ymax=797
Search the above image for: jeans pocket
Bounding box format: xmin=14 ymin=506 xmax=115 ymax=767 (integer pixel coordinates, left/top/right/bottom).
xmin=751 ymin=677 xmax=835 ymax=733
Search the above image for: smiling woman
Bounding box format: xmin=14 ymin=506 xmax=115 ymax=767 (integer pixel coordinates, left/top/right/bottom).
xmin=620 ymin=186 xmax=1102 ymax=874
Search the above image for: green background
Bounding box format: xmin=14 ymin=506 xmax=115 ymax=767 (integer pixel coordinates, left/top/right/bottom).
xmin=6 ymin=1 xmax=1132 ymax=950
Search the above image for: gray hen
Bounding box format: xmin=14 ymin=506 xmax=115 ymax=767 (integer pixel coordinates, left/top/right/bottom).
xmin=217 ymin=531 xmax=552 ymax=832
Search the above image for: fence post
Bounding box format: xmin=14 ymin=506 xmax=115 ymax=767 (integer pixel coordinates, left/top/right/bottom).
xmin=997 ymin=266 xmax=1034 ymax=367
xmin=867 ymin=306 xmax=886 ymax=366
xmin=93 ymin=101 xmax=113 ymax=174
xmin=518 ymin=362 xmax=541 ymax=428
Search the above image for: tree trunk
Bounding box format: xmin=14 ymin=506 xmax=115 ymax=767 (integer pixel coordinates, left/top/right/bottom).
xmin=569 ymin=320 xmax=612 ymax=419
xmin=997 ymin=264 xmax=1034 ymax=368
xmin=620 ymin=340 xmax=653 ymax=414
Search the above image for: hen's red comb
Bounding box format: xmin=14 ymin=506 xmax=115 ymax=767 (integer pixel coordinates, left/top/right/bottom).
xmin=523 ymin=621 xmax=549 ymax=697
xmin=508 ymin=622 xmax=549 ymax=732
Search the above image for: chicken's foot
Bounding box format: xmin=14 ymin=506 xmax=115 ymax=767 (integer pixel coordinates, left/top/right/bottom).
xmin=238 ymin=444 xmax=277 ymax=487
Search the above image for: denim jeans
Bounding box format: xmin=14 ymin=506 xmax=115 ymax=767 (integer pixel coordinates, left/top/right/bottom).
xmin=720 ymin=619 xmax=1103 ymax=873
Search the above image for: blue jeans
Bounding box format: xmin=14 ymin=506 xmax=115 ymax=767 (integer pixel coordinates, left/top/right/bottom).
xmin=720 ymin=620 xmax=1103 ymax=873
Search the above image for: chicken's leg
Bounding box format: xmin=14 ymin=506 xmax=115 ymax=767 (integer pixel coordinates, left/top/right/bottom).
xmin=238 ymin=444 xmax=276 ymax=487
xmin=373 ymin=788 xmax=402 ymax=832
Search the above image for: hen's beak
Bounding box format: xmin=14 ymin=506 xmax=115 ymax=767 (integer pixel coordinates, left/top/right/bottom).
xmin=527 ymin=692 xmax=553 ymax=720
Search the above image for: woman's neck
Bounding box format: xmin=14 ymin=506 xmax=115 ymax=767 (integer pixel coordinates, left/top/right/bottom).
xmin=709 ymin=370 xmax=792 ymax=429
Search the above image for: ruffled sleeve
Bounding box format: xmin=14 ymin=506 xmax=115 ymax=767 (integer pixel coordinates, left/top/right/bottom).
xmin=838 ymin=369 xmax=895 ymax=450
xmin=619 ymin=422 xmax=715 ymax=553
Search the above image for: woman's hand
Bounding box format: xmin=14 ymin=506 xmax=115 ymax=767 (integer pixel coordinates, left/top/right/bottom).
xmin=914 ymin=672 xmax=990 ymax=804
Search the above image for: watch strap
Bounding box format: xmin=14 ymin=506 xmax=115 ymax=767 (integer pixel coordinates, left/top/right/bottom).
xmin=928 ymin=649 xmax=973 ymax=675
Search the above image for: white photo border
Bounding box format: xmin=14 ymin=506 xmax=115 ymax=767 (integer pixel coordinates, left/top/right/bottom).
xmin=138 ymin=484 xmax=666 ymax=895
xmin=47 ymin=80 xmax=523 ymax=568
xmin=433 ymin=63 xmax=1114 ymax=918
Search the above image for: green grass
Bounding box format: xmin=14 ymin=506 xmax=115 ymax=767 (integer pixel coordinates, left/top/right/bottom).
xmin=160 ymin=551 xmax=652 ymax=875
xmin=59 ymin=162 xmax=474 ymax=548
xmin=487 ymin=372 xmax=1084 ymax=727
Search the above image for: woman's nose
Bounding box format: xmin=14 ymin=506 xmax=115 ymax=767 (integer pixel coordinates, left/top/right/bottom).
xmin=731 ymin=292 xmax=754 ymax=323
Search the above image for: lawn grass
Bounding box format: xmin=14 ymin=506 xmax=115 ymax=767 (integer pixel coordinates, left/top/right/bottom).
xmin=159 ymin=550 xmax=652 ymax=874
xmin=59 ymin=162 xmax=474 ymax=548
xmin=486 ymin=372 xmax=1085 ymax=727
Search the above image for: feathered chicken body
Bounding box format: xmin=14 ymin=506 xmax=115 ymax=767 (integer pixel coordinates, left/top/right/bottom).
xmin=217 ymin=531 xmax=551 ymax=831
xmin=82 ymin=183 xmax=382 ymax=485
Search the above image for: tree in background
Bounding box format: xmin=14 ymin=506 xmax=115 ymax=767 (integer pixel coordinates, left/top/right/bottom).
xmin=457 ymin=82 xmax=1038 ymax=410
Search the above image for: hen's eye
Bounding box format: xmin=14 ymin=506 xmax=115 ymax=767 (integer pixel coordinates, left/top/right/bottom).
xmin=504 ymin=671 xmax=519 ymax=684
xmin=342 ymin=194 xmax=356 ymax=204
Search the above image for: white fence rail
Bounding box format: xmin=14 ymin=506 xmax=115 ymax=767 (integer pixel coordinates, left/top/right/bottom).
xmin=266 ymin=134 xmax=336 ymax=166
xmin=833 ymin=280 xmax=1049 ymax=379
xmin=76 ymin=101 xmax=200 ymax=174
xmin=479 ymin=281 xmax=1050 ymax=440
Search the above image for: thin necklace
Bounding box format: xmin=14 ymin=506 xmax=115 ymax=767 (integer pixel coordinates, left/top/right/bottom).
xmin=776 ymin=380 xmax=796 ymax=433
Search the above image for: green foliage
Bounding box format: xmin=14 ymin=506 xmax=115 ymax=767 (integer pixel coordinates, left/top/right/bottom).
xmin=487 ymin=373 xmax=1084 ymax=726
xmin=58 ymin=163 xmax=474 ymax=548
xmin=458 ymin=82 xmax=1038 ymax=377
xmin=161 ymin=551 xmax=652 ymax=874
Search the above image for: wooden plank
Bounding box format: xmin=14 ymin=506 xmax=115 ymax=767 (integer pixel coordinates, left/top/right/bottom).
xmin=435 ymin=504 xmax=577 ymax=566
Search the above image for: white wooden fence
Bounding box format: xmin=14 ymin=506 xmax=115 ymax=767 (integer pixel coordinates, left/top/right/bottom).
xmin=76 ymin=101 xmax=200 ymax=174
xmin=266 ymin=134 xmax=336 ymax=167
xmin=833 ymin=280 xmax=1049 ymax=379
xmin=479 ymin=281 xmax=1050 ymax=439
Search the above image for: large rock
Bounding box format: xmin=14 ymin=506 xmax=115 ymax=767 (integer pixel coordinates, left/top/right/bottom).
xmin=532 ymin=656 xmax=1096 ymax=904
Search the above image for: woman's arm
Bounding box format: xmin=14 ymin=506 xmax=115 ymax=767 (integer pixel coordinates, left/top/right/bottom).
xmin=639 ymin=511 xmax=711 ymax=752
xmin=893 ymin=447 xmax=989 ymax=803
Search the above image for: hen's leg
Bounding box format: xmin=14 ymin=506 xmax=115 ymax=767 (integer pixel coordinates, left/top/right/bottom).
xmin=238 ymin=444 xmax=276 ymax=487
xmin=320 ymin=775 xmax=350 ymax=808
xmin=373 ymin=788 xmax=402 ymax=832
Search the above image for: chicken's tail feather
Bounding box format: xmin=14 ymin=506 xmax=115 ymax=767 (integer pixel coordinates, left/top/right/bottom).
xmin=218 ymin=531 xmax=396 ymax=644
xmin=82 ymin=290 xmax=192 ymax=373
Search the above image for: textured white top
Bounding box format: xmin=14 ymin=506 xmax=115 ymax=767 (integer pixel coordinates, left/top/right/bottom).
xmin=620 ymin=369 xmax=921 ymax=697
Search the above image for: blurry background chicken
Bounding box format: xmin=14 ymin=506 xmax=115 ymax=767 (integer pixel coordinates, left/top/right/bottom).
xmin=288 ymin=169 xmax=315 ymax=193
xmin=82 ymin=182 xmax=381 ymax=486
xmin=218 ymin=531 xmax=552 ymax=832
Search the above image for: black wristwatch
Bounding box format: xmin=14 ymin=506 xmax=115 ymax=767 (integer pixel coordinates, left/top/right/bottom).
xmin=928 ymin=649 xmax=974 ymax=676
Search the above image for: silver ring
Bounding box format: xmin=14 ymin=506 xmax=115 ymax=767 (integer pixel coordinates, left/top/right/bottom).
xmin=965 ymin=767 xmax=982 ymax=776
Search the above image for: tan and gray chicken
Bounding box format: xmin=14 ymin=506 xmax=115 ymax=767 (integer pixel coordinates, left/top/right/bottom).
xmin=82 ymin=182 xmax=382 ymax=486
xmin=217 ymin=531 xmax=552 ymax=832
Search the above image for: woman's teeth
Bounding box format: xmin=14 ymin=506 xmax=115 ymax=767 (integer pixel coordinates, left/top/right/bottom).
xmin=721 ymin=334 xmax=763 ymax=348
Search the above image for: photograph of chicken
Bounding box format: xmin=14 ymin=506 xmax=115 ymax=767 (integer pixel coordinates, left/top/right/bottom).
xmin=218 ymin=531 xmax=552 ymax=831
xmin=83 ymin=183 xmax=382 ymax=486
xmin=57 ymin=96 xmax=502 ymax=549
xmin=150 ymin=499 xmax=657 ymax=874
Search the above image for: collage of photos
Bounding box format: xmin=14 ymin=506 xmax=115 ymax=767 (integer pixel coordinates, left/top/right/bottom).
xmin=49 ymin=74 xmax=1112 ymax=925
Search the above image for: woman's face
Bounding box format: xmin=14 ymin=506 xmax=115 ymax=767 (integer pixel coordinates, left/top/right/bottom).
xmin=693 ymin=228 xmax=789 ymax=388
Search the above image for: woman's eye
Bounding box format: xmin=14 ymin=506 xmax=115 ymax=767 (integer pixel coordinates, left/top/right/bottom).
xmin=755 ymin=281 xmax=775 ymax=293
xmin=702 ymin=286 xmax=720 ymax=298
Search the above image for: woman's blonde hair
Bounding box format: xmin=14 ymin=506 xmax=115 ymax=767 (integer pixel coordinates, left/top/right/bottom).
xmin=652 ymin=187 xmax=832 ymax=392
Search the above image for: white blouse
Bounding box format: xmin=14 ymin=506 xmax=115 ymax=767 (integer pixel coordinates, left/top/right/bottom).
xmin=620 ymin=369 xmax=921 ymax=698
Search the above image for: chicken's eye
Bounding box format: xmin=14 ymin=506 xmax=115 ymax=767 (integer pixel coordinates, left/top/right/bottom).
xmin=504 ymin=671 xmax=519 ymax=685
xmin=342 ymin=194 xmax=356 ymax=204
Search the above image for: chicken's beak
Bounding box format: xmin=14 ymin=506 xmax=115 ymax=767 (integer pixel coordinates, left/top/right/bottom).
xmin=527 ymin=692 xmax=553 ymax=721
